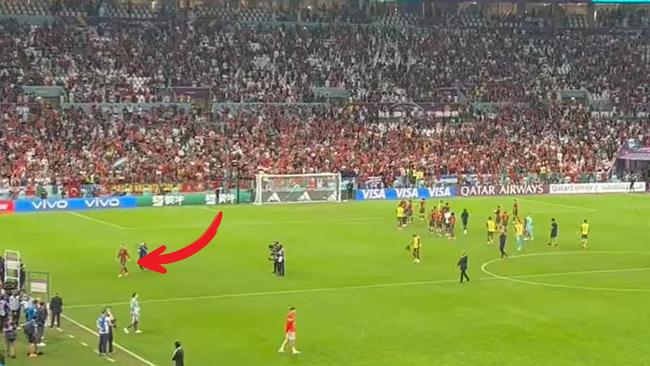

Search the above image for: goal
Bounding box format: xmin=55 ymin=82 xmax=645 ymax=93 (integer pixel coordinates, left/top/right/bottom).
xmin=254 ymin=173 xmax=342 ymax=205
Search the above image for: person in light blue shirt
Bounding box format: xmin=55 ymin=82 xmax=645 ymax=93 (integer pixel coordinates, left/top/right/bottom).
xmin=97 ymin=310 xmax=110 ymax=356
xmin=525 ymin=214 xmax=534 ymax=241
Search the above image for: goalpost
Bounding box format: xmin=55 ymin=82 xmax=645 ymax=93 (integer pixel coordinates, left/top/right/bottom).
xmin=254 ymin=173 xmax=342 ymax=205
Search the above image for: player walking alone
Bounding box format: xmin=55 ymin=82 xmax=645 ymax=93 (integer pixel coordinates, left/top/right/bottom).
xmin=580 ymin=219 xmax=590 ymax=249
xmin=548 ymin=218 xmax=559 ymax=247
xmin=117 ymin=244 xmax=130 ymax=278
xmin=278 ymin=307 xmax=300 ymax=354
xmin=461 ymin=209 xmax=469 ymax=235
xmin=123 ymin=293 xmax=142 ymax=334
xmin=406 ymin=234 xmax=422 ymax=263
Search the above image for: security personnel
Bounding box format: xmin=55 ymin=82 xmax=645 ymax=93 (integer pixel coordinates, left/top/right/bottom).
xmin=457 ymin=252 xmax=470 ymax=283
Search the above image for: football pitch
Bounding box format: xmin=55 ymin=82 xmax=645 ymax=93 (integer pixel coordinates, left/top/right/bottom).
xmin=3 ymin=194 xmax=650 ymax=366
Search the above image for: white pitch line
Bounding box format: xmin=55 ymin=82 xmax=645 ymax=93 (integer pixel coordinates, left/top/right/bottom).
xmin=66 ymin=278 xmax=474 ymax=309
xmin=66 ymin=262 xmax=650 ymax=310
xmin=106 ymin=357 xmax=116 ymax=363
xmin=482 ymin=251 xmax=650 ymax=292
xmin=518 ymin=198 xmax=597 ymax=212
xmin=62 ymin=314 xmax=157 ymax=366
xmin=68 ymin=212 xmax=127 ymax=230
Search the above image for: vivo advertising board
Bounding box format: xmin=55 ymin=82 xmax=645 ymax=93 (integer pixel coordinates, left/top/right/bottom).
xmin=15 ymin=197 xmax=137 ymax=212
xmin=355 ymin=187 xmax=456 ymax=201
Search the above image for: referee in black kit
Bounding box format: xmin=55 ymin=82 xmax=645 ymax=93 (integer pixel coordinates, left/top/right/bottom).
xmin=457 ymin=252 xmax=470 ymax=283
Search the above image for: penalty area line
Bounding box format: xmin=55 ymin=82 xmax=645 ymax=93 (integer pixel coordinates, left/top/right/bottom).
xmin=68 ymin=212 xmax=127 ymax=230
xmin=61 ymin=314 xmax=157 ymax=366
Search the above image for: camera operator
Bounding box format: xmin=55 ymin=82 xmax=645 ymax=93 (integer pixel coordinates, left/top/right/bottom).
xmin=268 ymin=242 xmax=280 ymax=274
xmin=276 ymin=245 xmax=285 ymax=277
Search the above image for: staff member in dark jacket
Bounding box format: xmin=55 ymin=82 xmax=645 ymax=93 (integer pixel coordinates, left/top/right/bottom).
xmin=35 ymin=301 xmax=47 ymax=347
xmin=172 ymin=341 xmax=184 ymax=366
xmin=49 ymin=293 xmax=63 ymax=328
xmin=457 ymin=252 xmax=470 ymax=283
xmin=276 ymin=245 xmax=285 ymax=277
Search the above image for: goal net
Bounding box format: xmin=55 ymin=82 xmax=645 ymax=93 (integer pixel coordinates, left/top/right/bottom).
xmin=254 ymin=173 xmax=342 ymax=205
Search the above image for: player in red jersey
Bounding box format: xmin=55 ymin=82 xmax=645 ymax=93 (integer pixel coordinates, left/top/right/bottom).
xmin=418 ymin=199 xmax=426 ymax=221
xmin=512 ymin=199 xmax=519 ymax=218
xmin=448 ymin=212 xmax=457 ymax=240
xmin=117 ymin=244 xmax=131 ymax=278
xmin=428 ymin=209 xmax=436 ymax=233
xmin=406 ymin=200 xmax=414 ymax=223
xmin=278 ymin=307 xmax=300 ymax=354
xmin=501 ymin=211 xmax=510 ymax=229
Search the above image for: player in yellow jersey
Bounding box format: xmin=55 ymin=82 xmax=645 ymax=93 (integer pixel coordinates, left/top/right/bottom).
xmin=406 ymin=234 xmax=422 ymax=263
xmin=396 ymin=205 xmax=405 ymax=229
xmin=515 ymin=219 xmax=525 ymax=251
xmin=486 ymin=217 xmax=496 ymax=244
xmin=580 ymin=219 xmax=589 ymax=249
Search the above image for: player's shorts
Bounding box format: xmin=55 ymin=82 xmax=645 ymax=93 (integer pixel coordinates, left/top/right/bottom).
xmin=429 ymin=219 xmax=435 ymax=227
xmin=120 ymin=259 xmax=128 ymax=267
xmin=581 ymin=234 xmax=588 ymax=239
xmin=131 ymin=313 xmax=140 ymax=323
xmin=286 ymin=331 xmax=296 ymax=341
xmin=487 ymin=231 xmax=494 ymax=237
xmin=551 ymin=233 xmax=557 ymax=239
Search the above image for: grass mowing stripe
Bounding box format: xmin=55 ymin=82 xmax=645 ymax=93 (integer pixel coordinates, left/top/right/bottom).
xmin=124 ymin=216 xmax=386 ymax=230
xmin=517 ymin=198 xmax=597 ymax=212
xmin=62 ymin=314 xmax=158 ymax=366
xmin=68 ymin=212 xmax=127 ymax=230
xmin=66 ymin=264 xmax=650 ymax=310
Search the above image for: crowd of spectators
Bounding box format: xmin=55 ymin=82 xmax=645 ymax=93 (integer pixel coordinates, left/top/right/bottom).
xmin=1 ymin=13 xmax=650 ymax=192
xmin=1 ymin=102 xmax=648 ymax=192
xmin=1 ymin=18 xmax=650 ymax=110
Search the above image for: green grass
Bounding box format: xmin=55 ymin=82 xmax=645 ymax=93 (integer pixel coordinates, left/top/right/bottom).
xmin=2 ymin=194 xmax=650 ymax=366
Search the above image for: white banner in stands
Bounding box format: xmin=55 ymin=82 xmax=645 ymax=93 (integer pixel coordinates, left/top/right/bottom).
xmin=549 ymin=182 xmax=646 ymax=195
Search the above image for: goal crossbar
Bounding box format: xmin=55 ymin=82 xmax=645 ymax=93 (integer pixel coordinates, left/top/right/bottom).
xmin=254 ymin=173 xmax=342 ymax=205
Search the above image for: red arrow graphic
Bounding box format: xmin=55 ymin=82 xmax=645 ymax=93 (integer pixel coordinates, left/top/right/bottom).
xmin=138 ymin=212 xmax=223 ymax=274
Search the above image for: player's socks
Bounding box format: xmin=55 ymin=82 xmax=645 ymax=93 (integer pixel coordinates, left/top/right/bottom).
xmin=278 ymin=340 xmax=288 ymax=352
